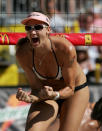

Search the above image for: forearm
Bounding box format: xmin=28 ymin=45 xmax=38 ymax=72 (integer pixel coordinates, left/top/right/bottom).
xmin=30 ymin=88 xmax=52 ymax=102
xmin=29 ymin=90 xmax=44 ymax=103
xmin=29 ymin=86 xmax=74 ymax=102
xmin=58 ymin=86 xmax=74 ymax=99
xmin=28 ymin=94 xmax=41 ymax=103
xmin=29 ymin=93 xmax=57 ymax=102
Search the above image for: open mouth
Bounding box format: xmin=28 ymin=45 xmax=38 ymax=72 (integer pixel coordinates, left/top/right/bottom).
xmin=32 ymin=37 xmax=39 ymax=43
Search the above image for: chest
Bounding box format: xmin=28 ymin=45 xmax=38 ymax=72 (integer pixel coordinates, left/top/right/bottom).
xmin=33 ymin=51 xmax=62 ymax=78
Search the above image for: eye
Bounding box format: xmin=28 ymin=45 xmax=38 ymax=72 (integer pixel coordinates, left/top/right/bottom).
xmin=25 ymin=26 xmax=32 ymax=31
xmin=34 ymin=25 xmax=43 ymax=30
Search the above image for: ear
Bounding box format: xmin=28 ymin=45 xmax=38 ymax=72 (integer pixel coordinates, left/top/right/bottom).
xmin=47 ymin=26 xmax=51 ymax=32
xmin=46 ymin=26 xmax=51 ymax=36
xmin=88 ymin=120 xmax=99 ymax=128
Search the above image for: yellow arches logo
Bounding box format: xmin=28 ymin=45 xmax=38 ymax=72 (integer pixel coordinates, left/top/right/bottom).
xmin=85 ymin=34 xmax=92 ymax=45
xmin=0 ymin=34 xmax=9 ymax=44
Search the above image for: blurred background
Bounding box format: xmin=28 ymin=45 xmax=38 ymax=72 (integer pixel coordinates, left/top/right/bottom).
xmin=0 ymin=0 xmax=102 ymax=130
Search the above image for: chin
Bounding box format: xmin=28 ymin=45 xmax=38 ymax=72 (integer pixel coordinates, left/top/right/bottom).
xmin=31 ymin=42 xmax=40 ymax=48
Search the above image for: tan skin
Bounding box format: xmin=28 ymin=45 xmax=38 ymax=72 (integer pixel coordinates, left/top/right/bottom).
xmin=16 ymin=20 xmax=89 ymax=131
xmin=78 ymin=103 xmax=100 ymax=131
xmin=49 ymin=103 xmax=100 ymax=131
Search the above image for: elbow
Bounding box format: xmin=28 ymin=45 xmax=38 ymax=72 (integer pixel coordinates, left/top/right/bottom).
xmin=71 ymin=90 xmax=74 ymax=96
xmin=69 ymin=86 xmax=75 ymax=96
xmin=69 ymin=88 xmax=74 ymax=96
xmin=66 ymin=86 xmax=75 ymax=97
xmin=67 ymin=86 xmax=74 ymax=95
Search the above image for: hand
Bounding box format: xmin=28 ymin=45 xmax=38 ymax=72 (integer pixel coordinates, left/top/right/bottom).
xmin=16 ymin=88 xmax=34 ymax=103
xmin=39 ymin=86 xmax=56 ymax=100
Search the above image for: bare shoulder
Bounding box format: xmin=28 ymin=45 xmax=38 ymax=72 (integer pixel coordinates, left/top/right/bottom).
xmin=16 ymin=37 xmax=30 ymax=58
xmin=16 ymin=37 xmax=32 ymax=69
xmin=50 ymin=35 xmax=75 ymax=54
xmin=50 ymin=35 xmax=77 ymax=67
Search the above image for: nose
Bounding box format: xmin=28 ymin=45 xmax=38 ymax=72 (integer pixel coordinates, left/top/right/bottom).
xmin=30 ymin=29 xmax=37 ymax=34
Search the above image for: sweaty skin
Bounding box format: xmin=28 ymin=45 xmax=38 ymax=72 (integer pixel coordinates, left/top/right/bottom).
xmin=16 ymin=21 xmax=89 ymax=131
xmin=49 ymin=103 xmax=101 ymax=131
xmin=16 ymin=36 xmax=87 ymax=93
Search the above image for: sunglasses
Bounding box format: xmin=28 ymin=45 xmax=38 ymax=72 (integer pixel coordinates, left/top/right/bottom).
xmin=25 ymin=24 xmax=48 ymax=31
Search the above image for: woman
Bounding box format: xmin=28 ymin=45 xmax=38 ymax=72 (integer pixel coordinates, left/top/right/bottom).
xmin=16 ymin=12 xmax=89 ymax=131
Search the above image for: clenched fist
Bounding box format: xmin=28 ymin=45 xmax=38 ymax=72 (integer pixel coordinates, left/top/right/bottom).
xmin=16 ymin=88 xmax=39 ymax=103
xmin=39 ymin=86 xmax=56 ymax=100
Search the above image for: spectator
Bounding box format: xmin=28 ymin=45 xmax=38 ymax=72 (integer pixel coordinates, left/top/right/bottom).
xmin=46 ymin=0 xmax=66 ymax=32
xmin=85 ymin=12 xmax=94 ymax=33
xmin=76 ymin=46 xmax=93 ymax=75
xmin=49 ymin=97 xmax=102 ymax=131
xmin=76 ymin=46 xmax=95 ymax=82
xmin=93 ymin=7 xmax=102 ymax=33
xmin=79 ymin=97 xmax=102 ymax=131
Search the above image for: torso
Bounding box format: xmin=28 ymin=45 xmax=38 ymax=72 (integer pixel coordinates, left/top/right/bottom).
xmin=16 ymin=35 xmax=86 ymax=91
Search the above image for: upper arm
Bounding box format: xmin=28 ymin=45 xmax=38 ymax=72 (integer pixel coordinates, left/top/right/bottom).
xmin=61 ymin=41 xmax=77 ymax=90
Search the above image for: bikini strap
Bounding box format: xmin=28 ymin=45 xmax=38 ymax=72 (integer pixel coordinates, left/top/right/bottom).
xmin=49 ymin=38 xmax=60 ymax=68
xmin=32 ymin=49 xmax=34 ymax=67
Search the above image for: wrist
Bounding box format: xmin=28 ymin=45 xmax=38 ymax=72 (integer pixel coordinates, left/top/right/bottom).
xmin=53 ymin=91 xmax=60 ymax=100
xmin=29 ymin=95 xmax=40 ymax=103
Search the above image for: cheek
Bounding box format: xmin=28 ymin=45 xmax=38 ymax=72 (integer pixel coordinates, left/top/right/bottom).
xmin=43 ymin=28 xmax=50 ymax=35
xmin=39 ymin=31 xmax=46 ymax=37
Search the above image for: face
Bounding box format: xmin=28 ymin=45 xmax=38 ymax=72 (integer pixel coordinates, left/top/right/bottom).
xmin=25 ymin=21 xmax=51 ymax=48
